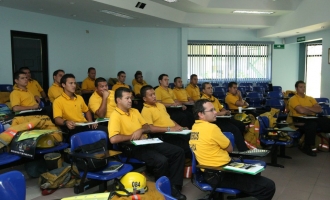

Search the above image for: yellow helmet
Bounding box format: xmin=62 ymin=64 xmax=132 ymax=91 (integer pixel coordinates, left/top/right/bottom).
xmin=37 ymin=134 xmax=56 ymax=148
xmin=115 ymin=172 xmax=148 ymax=196
xmin=234 ymin=113 xmax=251 ymax=124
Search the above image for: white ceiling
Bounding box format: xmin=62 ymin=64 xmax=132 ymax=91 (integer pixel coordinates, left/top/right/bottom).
xmin=0 ymin=0 xmax=325 ymax=38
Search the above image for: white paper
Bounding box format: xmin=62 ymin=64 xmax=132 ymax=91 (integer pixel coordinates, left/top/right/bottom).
xmin=216 ymin=115 xmax=232 ymax=118
xmin=165 ymin=130 xmax=191 ymax=135
xmin=75 ymin=121 xmax=99 ymax=126
xmin=16 ymin=108 xmax=42 ymax=114
xmin=131 ymin=138 xmax=163 ymax=145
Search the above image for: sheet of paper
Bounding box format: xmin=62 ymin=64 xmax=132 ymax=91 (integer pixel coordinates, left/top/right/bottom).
xmin=131 ymin=138 xmax=163 ymax=145
xmin=165 ymin=130 xmax=191 ymax=135
xmin=75 ymin=121 xmax=99 ymax=126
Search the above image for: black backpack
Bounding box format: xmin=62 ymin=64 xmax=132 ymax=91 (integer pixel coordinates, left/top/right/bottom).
xmin=74 ymin=139 xmax=108 ymax=172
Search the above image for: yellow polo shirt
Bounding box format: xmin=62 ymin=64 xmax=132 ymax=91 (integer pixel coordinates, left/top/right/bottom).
xmin=53 ymin=92 xmax=88 ymax=122
xmin=10 ymin=86 xmax=37 ymax=108
xmin=132 ymin=79 xmax=148 ymax=86
xmin=133 ymin=82 xmax=147 ymax=95
xmin=155 ymin=86 xmax=176 ymax=104
xmin=81 ymin=77 xmax=95 ymax=91
xmin=112 ymin=82 xmax=130 ymax=92
xmin=173 ymin=87 xmax=190 ymax=102
xmin=288 ymin=94 xmax=318 ymax=117
xmin=190 ymin=120 xmax=231 ymax=167
xmin=185 ymin=83 xmax=200 ymax=101
xmin=201 ymin=94 xmax=223 ymax=112
xmin=141 ymin=103 xmax=175 ymax=127
xmin=225 ymin=92 xmax=247 ymax=110
xmin=88 ymin=90 xmax=116 ymax=118
xmin=25 ymin=79 xmax=43 ymax=97
xmin=48 ymin=83 xmax=63 ymax=103
xmin=108 ymin=107 xmax=147 ymax=138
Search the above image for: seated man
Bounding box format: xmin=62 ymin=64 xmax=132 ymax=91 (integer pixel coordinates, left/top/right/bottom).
xmin=53 ymin=74 xmax=108 ymax=137
xmin=133 ymin=72 xmax=147 ymax=97
xmin=132 ymin=70 xmax=148 ymax=86
xmin=88 ymin=77 xmax=116 ymax=119
xmin=288 ymin=80 xmax=330 ymax=157
xmin=112 ymin=71 xmax=130 ymax=92
xmin=81 ymin=67 xmax=96 ymax=94
xmin=185 ymin=74 xmax=200 ymax=102
xmin=155 ymin=74 xmax=194 ymax=129
xmin=201 ymin=82 xmax=248 ymax=151
xmin=19 ymin=67 xmax=49 ymax=102
xmin=48 ymin=69 xmax=65 ymax=103
xmin=108 ymin=87 xmax=186 ymax=200
xmin=140 ymin=85 xmax=191 ymax=158
xmin=10 ymin=71 xmax=40 ymax=112
xmin=173 ymin=77 xmax=194 ymax=105
xmin=190 ymin=99 xmax=275 ymax=200
xmin=225 ymin=81 xmax=249 ymax=110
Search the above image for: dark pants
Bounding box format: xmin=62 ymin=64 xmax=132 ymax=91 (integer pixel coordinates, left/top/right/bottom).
xmin=298 ymin=117 xmax=330 ymax=146
xmin=131 ymin=142 xmax=185 ymax=186
xmin=203 ymin=169 xmax=276 ymax=200
xmin=167 ymin=108 xmax=194 ymax=129
xmin=215 ymin=119 xmax=249 ymax=151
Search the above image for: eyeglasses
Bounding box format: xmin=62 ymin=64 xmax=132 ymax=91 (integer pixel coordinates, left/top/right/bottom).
xmin=204 ymin=108 xmax=216 ymax=112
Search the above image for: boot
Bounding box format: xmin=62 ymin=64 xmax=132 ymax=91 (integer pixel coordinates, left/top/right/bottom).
xmin=171 ymin=185 xmax=186 ymax=200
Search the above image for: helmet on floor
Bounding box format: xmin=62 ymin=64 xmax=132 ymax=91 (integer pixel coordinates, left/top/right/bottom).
xmin=234 ymin=113 xmax=251 ymax=124
xmin=114 ymin=172 xmax=148 ymax=196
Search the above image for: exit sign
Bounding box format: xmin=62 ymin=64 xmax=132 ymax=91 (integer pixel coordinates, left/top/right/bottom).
xmin=274 ymin=44 xmax=285 ymax=49
xmin=297 ymin=36 xmax=306 ymax=42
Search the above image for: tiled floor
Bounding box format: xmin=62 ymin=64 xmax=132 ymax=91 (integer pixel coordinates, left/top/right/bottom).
xmin=2 ymin=147 xmax=330 ymax=200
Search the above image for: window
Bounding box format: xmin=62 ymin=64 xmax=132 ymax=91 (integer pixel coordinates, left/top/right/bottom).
xmin=187 ymin=42 xmax=272 ymax=83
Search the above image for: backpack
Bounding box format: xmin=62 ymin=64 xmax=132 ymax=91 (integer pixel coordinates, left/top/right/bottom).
xmin=73 ymin=139 xmax=108 ymax=171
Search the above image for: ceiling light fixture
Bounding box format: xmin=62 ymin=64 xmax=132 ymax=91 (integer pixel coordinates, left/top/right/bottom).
xmin=99 ymin=10 xmax=134 ymax=19
xmin=233 ymin=10 xmax=274 ymax=14
xmin=164 ymin=0 xmax=178 ymax=2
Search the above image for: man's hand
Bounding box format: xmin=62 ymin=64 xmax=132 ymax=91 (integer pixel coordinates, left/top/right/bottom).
xmin=131 ymin=129 xmax=143 ymax=140
xmin=67 ymin=121 xmax=76 ymax=130
xmin=237 ymin=90 xmax=242 ymax=98
xmin=102 ymin=90 xmax=110 ymax=99
xmin=182 ymin=105 xmax=187 ymax=110
xmin=218 ymin=110 xmax=227 ymax=116
xmin=89 ymin=123 xmax=98 ymax=129
xmin=172 ymin=124 xmax=183 ymax=131
xmin=32 ymin=104 xmax=40 ymax=110
xmin=34 ymin=96 xmax=41 ymax=103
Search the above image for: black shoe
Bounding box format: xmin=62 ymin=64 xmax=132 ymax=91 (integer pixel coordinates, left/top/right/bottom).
xmin=300 ymin=146 xmax=317 ymax=157
xmin=171 ymin=186 xmax=187 ymax=200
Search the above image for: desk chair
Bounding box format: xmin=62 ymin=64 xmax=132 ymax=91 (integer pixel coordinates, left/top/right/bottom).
xmin=0 ymin=84 xmax=13 ymax=92
xmin=70 ymin=130 xmax=133 ymax=193
xmin=272 ymin=86 xmax=282 ymax=92
xmin=0 ymin=170 xmax=25 ymax=200
xmin=267 ymin=91 xmax=284 ymax=99
xmin=155 ymin=176 xmax=176 ymax=200
xmin=213 ymin=86 xmax=226 ymax=93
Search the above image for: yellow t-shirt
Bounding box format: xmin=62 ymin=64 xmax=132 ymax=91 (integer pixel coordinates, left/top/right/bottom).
xmin=26 ymin=79 xmax=43 ymax=97
xmin=132 ymin=79 xmax=148 ymax=86
xmin=185 ymin=83 xmax=200 ymax=101
xmin=112 ymin=82 xmax=130 ymax=92
xmin=53 ymin=92 xmax=88 ymax=122
xmin=48 ymin=83 xmax=63 ymax=103
xmin=108 ymin=107 xmax=147 ymax=138
xmin=155 ymin=86 xmax=176 ymax=104
xmin=141 ymin=103 xmax=175 ymax=127
xmin=88 ymin=90 xmax=116 ymax=118
xmin=190 ymin=120 xmax=231 ymax=167
xmin=173 ymin=87 xmax=190 ymax=102
xmin=81 ymin=77 xmax=95 ymax=91
xmin=10 ymin=86 xmax=37 ymax=108
xmin=201 ymin=94 xmax=223 ymax=112
xmin=133 ymin=82 xmax=147 ymax=95
xmin=288 ymin=94 xmax=318 ymax=117
xmin=225 ymin=92 xmax=246 ymax=110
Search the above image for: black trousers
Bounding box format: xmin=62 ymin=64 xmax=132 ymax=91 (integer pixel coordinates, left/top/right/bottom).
xmin=214 ymin=119 xmax=249 ymax=151
xmin=131 ymin=142 xmax=185 ymax=186
xmin=297 ymin=117 xmax=330 ymax=146
xmin=203 ymin=169 xmax=276 ymax=200
xmin=166 ymin=108 xmax=195 ymax=129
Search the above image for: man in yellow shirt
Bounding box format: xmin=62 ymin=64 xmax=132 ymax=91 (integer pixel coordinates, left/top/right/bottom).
xmin=10 ymin=71 xmax=40 ymax=112
xmin=112 ymin=71 xmax=130 ymax=92
xmin=81 ymin=67 xmax=96 ymax=94
xmin=48 ymin=69 xmax=65 ymax=103
xmin=185 ymin=74 xmax=200 ymax=101
xmin=155 ymin=74 xmax=194 ymax=129
xmin=190 ymin=99 xmax=275 ymax=200
xmin=53 ymin=74 xmax=107 ymax=137
xmin=19 ymin=67 xmax=49 ymax=102
xmin=288 ymin=81 xmax=330 ymax=156
xmin=133 ymin=72 xmax=147 ymax=97
xmin=140 ymin=85 xmax=191 ymax=158
xmin=131 ymin=70 xmax=148 ymax=86
xmin=225 ymin=82 xmax=249 ymax=110
xmin=88 ymin=77 xmax=116 ymax=119
xmin=201 ymin=82 xmax=248 ymax=151
xmin=173 ymin=77 xmax=194 ymax=105
xmin=108 ymin=87 xmax=186 ymax=200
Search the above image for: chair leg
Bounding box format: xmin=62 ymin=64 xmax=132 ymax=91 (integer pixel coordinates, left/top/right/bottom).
xmin=278 ymin=146 xmax=292 ymax=159
xmin=266 ymin=145 xmax=284 ymax=168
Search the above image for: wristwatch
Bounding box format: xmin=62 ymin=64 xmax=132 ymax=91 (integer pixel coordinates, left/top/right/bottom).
xmin=63 ymin=120 xmax=67 ymax=126
xmin=167 ymin=127 xmax=170 ymax=131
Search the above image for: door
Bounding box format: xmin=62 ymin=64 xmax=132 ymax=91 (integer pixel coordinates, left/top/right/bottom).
xmin=305 ymin=43 xmax=322 ymax=98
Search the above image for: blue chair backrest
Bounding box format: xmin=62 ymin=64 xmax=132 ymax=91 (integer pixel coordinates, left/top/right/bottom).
xmin=210 ymin=82 xmax=219 ymax=87
xmin=272 ymin=86 xmax=282 ymax=92
xmin=168 ymin=83 xmax=175 ymax=89
xmin=315 ymin=98 xmax=329 ymax=108
xmin=191 ymin=148 xmax=198 ymax=174
xmin=108 ymin=84 xmax=113 ymax=90
xmin=0 ymin=170 xmax=25 ymax=200
xmin=223 ymin=132 xmax=235 ymax=149
xmin=246 ymin=92 xmax=263 ymax=99
xmin=214 ymin=86 xmax=225 ymax=93
xmin=0 ymin=84 xmax=13 ymax=92
xmin=155 ymin=176 xmax=176 ymax=200
xmin=213 ymin=91 xmax=226 ymax=100
xmin=253 ymin=86 xmax=265 ymax=94
xmin=265 ymin=99 xmax=285 ymax=111
xmin=258 ymin=116 xmax=269 ymax=136
xmin=70 ymin=130 xmax=108 ymax=151
xmin=256 ymin=83 xmax=269 ymax=91
xmin=267 ymin=91 xmax=283 ymax=99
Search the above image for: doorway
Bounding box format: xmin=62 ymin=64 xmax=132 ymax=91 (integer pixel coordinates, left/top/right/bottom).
xmin=305 ymin=43 xmax=322 ymax=98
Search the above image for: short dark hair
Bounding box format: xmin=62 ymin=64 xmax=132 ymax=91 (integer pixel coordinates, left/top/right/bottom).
xmin=14 ymin=71 xmax=26 ymax=80
xmin=95 ymin=77 xmax=107 ymax=87
xmin=140 ymin=85 xmax=153 ymax=98
xmin=190 ymin=74 xmax=197 ymax=79
xmin=158 ymin=74 xmax=168 ymax=82
xmin=88 ymin=67 xmax=95 ymax=73
xmin=193 ymin=99 xmax=209 ymax=120
xmin=53 ymin=69 xmax=65 ymax=77
xmin=295 ymin=80 xmax=305 ymax=88
xmin=115 ymin=87 xmax=131 ymax=104
xmin=134 ymin=72 xmax=142 ymax=79
xmin=19 ymin=67 xmax=30 ymax=72
xmin=174 ymin=77 xmax=181 ymax=83
xmin=117 ymin=71 xmax=126 ymax=77
xmin=201 ymin=82 xmax=211 ymax=90
xmin=60 ymin=73 xmax=75 ymax=86
xmin=228 ymin=82 xmax=238 ymax=88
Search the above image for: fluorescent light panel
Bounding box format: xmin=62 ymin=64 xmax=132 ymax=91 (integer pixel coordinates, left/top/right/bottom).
xmin=233 ymin=10 xmax=274 ymax=14
xmin=99 ymin=10 xmax=134 ymax=19
xmin=164 ymin=0 xmax=178 ymax=2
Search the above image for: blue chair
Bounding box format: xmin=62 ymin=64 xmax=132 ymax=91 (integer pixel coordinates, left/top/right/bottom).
xmin=267 ymin=91 xmax=283 ymax=99
xmin=315 ymin=97 xmax=329 ymax=108
xmin=108 ymin=84 xmax=113 ymax=90
xmin=0 ymin=84 xmax=13 ymax=92
xmin=168 ymin=83 xmax=175 ymax=89
xmin=256 ymin=82 xmax=269 ymax=92
xmin=155 ymin=176 xmax=176 ymax=200
xmin=213 ymin=86 xmax=225 ymax=93
xmin=210 ymin=82 xmax=219 ymax=87
xmin=246 ymin=92 xmax=264 ymax=108
xmin=0 ymin=152 xmax=21 ymax=166
xmin=239 ymin=83 xmax=253 ymax=92
xmin=265 ymin=99 xmax=285 ymax=111
xmin=70 ymin=130 xmax=133 ymax=193
xmin=213 ymin=91 xmax=226 ymax=101
xmin=272 ymin=86 xmax=282 ymax=92
xmin=253 ymin=86 xmax=265 ymax=96
xmin=237 ymin=86 xmax=247 ymax=97
xmin=0 ymin=170 xmax=25 ymax=200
